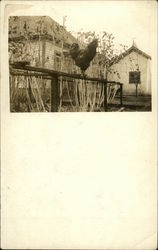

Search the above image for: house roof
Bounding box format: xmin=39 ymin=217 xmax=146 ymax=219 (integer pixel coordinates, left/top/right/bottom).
xmin=110 ymin=45 xmax=151 ymax=66
xmin=8 ymin=16 xmax=78 ymax=49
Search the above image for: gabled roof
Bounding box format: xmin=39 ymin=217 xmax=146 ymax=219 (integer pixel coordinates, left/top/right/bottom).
xmin=110 ymin=45 xmax=151 ymax=66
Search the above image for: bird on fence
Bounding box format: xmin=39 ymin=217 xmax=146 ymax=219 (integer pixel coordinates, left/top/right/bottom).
xmin=69 ymin=39 xmax=98 ymax=76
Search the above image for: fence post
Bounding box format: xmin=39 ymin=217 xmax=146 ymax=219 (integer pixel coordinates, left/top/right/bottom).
xmin=120 ymin=84 xmax=123 ymax=106
xmin=51 ymin=74 xmax=59 ymax=112
xmin=104 ymin=81 xmax=108 ymax=111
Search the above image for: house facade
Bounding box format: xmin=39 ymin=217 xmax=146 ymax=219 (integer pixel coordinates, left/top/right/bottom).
xmin=9 ymin=16 xmax=102 ymax=77
xmin=9 ymin=16 xmax=77 ymax=70
xmin=107 ymin=43 xmax=151 ymax=95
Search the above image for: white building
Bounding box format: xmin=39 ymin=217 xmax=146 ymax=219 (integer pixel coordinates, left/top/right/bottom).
xmin=108 ymin=42 xmax=151 ymax=96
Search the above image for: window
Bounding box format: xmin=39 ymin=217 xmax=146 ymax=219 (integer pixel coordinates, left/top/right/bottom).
xmin=129 ymin=71 xmax=141 ymax=84
xmin=55 ymin=51 xmax=61 ymax=71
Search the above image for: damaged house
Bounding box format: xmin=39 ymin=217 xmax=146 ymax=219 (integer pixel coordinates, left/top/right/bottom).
xmin=9 ymin=16 xmax=101 ymax=77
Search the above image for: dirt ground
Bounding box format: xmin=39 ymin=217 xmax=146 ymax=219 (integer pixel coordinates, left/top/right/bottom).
xmin=59 ymin=95 xmax=151 ymax=112
xmin=109 ymin=95 xmax=152 ymax=112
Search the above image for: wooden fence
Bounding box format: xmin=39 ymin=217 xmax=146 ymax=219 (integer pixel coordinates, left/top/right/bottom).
xmin=10 ymin=63 xmax=123 ymax=112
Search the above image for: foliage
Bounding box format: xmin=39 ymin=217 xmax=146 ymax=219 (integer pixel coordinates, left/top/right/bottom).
xmin=8 ymin=17 xmax=46 ymax=65
xmin=76 ymin=31 xmax=129 ymax=80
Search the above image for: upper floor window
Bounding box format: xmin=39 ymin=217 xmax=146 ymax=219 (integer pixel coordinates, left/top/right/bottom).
xmin=129 ymin=71 xmax=141 ymax=84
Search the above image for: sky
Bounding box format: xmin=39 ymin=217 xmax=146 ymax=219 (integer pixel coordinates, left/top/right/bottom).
xmin=22 ymin=0 xmax=157 ymax=57
xmin=7 ymin=0 xmax=157 ymax=58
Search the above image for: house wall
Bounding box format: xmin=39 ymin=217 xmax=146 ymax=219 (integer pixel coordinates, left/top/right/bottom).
xmin=107 ymin=51 xmax=151 ymax=95
xmin=44 ymin=41 xmax=58 ymax=69
xmin=43 ymin=40 xmax=100 ymax=76
xmin=9 ymin=39 xmax=42 ymax=66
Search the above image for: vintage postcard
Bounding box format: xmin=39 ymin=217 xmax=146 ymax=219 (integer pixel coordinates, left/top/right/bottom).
xmin=8 ymin=3 xmax=153 ymax=113
xmin=1 ymin=0 xmax=157 ymax=249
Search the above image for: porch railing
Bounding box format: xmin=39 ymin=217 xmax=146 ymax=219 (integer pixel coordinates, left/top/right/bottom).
xmin=10 ymin=63 xmax=123 ymax=112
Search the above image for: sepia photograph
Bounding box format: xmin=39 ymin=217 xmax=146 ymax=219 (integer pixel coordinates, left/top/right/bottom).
xmin=1 ymin=1 xmax=157 ymax=249
xmin=9 ymin=1 xmax=152 ymax=112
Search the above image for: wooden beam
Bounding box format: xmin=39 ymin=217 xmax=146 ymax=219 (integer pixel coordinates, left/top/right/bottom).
xmin=120 ymin=84 xmax=123 ymax=106
xmin=10 ymin=64 xmax=107 ymax=83
xmin=51 ymin=75 xmax=59 ymax=112
xmin=10 ymin=72 xmax=52 ymax=80
xmin=104 ymin=82 xmax=108 ymax=111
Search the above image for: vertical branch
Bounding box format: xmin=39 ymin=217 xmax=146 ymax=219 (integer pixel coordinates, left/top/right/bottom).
xmin=42 ymin=40 xmax=46 ymax=67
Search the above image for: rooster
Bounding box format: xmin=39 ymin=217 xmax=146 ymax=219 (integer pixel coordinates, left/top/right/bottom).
xmin=70 ymin=39 xmax=98 ymax=76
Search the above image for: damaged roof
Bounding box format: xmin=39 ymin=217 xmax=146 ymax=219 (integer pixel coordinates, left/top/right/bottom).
xmin=9 ymin=16 xmax=78 ymax=48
